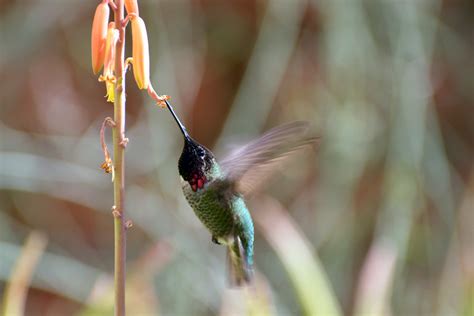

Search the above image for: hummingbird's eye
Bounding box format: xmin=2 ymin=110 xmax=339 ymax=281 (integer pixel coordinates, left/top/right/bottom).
xmin=197 ymin=147 xmax=206 ymax=159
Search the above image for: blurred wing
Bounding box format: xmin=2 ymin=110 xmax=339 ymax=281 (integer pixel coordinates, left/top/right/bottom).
xmin=220 ymin=121 xmax=319 ymax=196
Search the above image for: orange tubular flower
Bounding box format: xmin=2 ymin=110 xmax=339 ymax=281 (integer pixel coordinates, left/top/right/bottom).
xmin=91 ymin=2 xmax=110 ymax=74
xmin=102 ymin=23 xmax=118 ymax=78
xmin=125 ymin=0 xmax=139 ymax=16
xmin=131 ymin=16 xmax=150 ymax=90
xmin=99 ymin=22 xmax=119 ymax=102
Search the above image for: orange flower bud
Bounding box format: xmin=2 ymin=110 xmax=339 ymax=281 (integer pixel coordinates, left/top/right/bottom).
xmin=125 ymin=0 xmax=139 ymax=16
xmin=131 ymin=16 xmax=150 ymax=90
xmin=91 ymin=2 xmax=110 ymax=74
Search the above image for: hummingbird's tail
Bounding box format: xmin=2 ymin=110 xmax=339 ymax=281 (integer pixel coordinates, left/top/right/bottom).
xmin=227 ymin=235 xmax=253 ymax=286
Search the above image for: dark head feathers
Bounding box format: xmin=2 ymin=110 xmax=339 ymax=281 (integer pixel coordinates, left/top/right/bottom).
xmin=178 ymin=138 xmax=214 ymax=181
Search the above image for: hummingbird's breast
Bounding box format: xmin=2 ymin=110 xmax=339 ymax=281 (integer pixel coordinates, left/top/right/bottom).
xmin=180 ymin=161 xmax=254 ymax=268
xmin=181 ymin=177 xmax=235 ymax=237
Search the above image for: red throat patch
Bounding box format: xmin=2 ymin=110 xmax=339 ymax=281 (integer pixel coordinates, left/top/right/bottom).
xmin=189 ymin=174 xmax=207 ymax=192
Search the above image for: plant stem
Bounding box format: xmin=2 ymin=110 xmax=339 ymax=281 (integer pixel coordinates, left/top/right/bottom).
xmin=113 ymin=1 xmax=126 ymax=315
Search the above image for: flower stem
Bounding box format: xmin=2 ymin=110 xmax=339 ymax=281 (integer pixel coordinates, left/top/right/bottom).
xmin=113 ymin=1 xmax=127 ymax=315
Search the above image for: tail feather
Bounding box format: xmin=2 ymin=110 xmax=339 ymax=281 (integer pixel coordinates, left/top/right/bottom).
xmin=227 ymin=236 xmax=253 ymax=286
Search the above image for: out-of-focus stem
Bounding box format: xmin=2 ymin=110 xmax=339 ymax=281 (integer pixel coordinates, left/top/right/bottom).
xmin=2 ymin=232 xmax=47 ymax=316
xmin=113 ymin=1 xmax=127 ymax=315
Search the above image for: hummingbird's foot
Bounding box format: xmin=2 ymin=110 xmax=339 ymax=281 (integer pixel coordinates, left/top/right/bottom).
xmin=212 ymin=236 xmax=222 ymax=245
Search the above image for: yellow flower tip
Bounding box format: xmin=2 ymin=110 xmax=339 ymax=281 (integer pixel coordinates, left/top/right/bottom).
xmin=125 ymin=0 xmax=140 ymax=17
xmin=105 ymin=81 xmax=115 ymax=103
xmin=131 ymin=16 xmax=150 ymax=90
xmin=91 ymin=2 xmax=110 ymax=75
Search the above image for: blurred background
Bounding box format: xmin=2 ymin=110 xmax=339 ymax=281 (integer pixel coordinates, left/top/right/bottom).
xmin=0 ymin=0 xmax=473 ymax=315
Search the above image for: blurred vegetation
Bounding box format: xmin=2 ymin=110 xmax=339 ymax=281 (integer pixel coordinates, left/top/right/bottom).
xmin=1 ymin=0 xmax=473 ymax=315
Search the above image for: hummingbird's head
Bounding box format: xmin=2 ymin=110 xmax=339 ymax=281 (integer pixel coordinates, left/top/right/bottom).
xmin=178 ymin=138 xmax=215 ymax=191
xmin=163 ymin=99 xmax=215 ymax=191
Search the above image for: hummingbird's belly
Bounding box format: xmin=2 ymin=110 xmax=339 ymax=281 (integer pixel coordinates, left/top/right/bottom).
xmin=181 ymin=180 xmax=235 ymax=237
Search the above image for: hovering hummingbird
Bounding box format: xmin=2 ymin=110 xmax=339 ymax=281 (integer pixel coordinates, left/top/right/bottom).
xmin=164 ymin=100 xmax=317 ymax=285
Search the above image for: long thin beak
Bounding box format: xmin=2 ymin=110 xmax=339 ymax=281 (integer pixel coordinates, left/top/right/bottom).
xmin=164 ymin=99 xmax=189 ymax=139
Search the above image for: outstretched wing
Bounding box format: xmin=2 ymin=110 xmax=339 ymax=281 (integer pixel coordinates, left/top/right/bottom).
xmin=220 ymin=121 xmax=319 ymax=196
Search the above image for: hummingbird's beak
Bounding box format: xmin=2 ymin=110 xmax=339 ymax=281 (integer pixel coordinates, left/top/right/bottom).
xmin=164 ymin=99 xmax=190 ymax=139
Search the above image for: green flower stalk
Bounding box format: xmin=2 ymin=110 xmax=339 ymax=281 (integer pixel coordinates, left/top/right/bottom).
xmin=92 ymin=1 xmax=169 ymax=314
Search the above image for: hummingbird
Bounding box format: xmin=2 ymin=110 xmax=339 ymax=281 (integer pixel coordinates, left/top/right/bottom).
xmin=164 ymin=99 xmax=317 ymax=285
